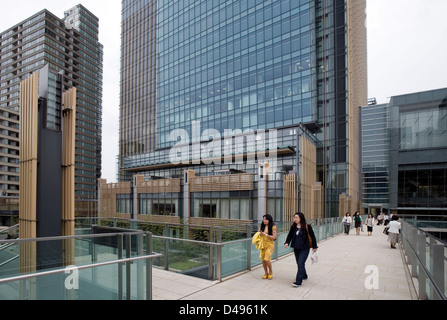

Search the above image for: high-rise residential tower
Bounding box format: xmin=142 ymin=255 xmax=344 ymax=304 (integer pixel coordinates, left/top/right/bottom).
xmin=0 ymin=5 xmax=103 ymax=202
xmin=119 ymin=0 xmax=367 ymax=219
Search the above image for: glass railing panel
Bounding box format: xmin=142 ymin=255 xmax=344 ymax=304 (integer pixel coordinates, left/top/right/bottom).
xmin=167 ymin=240 xmax=210 ymax=279
xmin=0 ymin=242 xmax=20 ymax=278
xmin=250 ymin=242 xmax=262 ymax=268
xmin=0 ymin=277 xmax=20 ymax=299
xmin=316 ymin=224 xmax=324 ymax=242
xmin=151 ymin=237 xmax=166 ymax=269
xmin=0 ymin=256 xmax=153 ymax=300
xmin=427 ymin=239 xmax=447 ymax=300
xmin=152 ymin=237 xmax=211 ymax=279
xmin=76 ymin=263 xmax=121 ymax=300
xmin=129 ymin=257 xmax=150 ymax=300
xmin=276 ymin=232 xmax=289 ymax=257
xmin=222 ymin=240 xmax=247 ymax=278
xmin=0 ymin=233 xmax=148 ymax=280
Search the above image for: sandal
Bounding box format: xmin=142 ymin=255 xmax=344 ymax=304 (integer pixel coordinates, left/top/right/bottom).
xmin=262 ymin=275 xmax=268 ymax=279
xmin=268 ymin=274 xmax=273 ymax=280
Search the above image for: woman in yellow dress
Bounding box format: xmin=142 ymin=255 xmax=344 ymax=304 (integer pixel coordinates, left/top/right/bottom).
xmin=259 ymin=214 xmax=277 ymax=279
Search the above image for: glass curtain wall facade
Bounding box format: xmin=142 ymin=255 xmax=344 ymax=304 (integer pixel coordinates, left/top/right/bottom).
xmin=360 ymin=103 xmax=390 ymax=211
xmin=0 ymin=5 xmax=103 ymax=200
xmin=361 ymin=88 xmax=447 ymax=217
xmin=390 ymin=89 xmax=447 ymax=213
xmin=119 ymin=0 xmax=367 ymax=218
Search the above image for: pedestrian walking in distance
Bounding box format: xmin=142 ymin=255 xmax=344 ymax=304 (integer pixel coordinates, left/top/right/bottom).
xmin=353 ymin=211 xmax=362 ymax=236
xmin=342 ymin=212 xmax=352 ymax=235
xmin=387 ymin=215 xmax=401 ymax=249
xmin=365 ymin=214 xmax=374 ymax=236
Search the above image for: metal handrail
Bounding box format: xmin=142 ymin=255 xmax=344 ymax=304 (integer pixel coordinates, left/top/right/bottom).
xmin=152 ymin=234 xmax=225 ymax=246
xmin=401 ymin=220 xmax=446 ymax=300
xmin=0 ymin=224 xmax=19 ymax=234
xmin=0 ymin=252 xmax=161 ymax=285
xmin=77 ymin=216 xmax=253 ymax=232
xmin=0 ymin=241 xmax=17 ymax=251
xmin=0 ymin=230 xmax=146 ymax=245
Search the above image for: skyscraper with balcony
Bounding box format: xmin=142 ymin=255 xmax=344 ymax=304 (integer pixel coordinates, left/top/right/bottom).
xmin=0 ymin=5 xmax=103 ymax=203
xmin=119 ymin=0 xmax=367 ymax=219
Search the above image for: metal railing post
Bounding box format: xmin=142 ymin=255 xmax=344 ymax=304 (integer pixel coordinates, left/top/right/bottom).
xmin=125 ymin=233 xmax=131 ymax=300
xmin=246 ymin=225 xmax=252 ymax=271
xmin=118 ymin=233 xmax=124 ymax=300
xmin=417 ymin=232 xmax=427 ymax=299
xmin=208 ymin=227 xmax=214 ymax=280
xmin=274 ymin=235 xmax=279 ymax=260
xmin=216 ymin=227 xmax=222 ymax=282
xmin=136 ymin=233 xmax=144 ymax=300
xmin=163 ymin=224 xmax=169 ymax=271
xmin=146 ymin=232 xmax=153 ymax=300
xmin=410 ymin=227 xmax=417 ymax=277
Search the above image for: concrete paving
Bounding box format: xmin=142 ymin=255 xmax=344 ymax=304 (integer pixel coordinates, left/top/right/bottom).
xmin=152 ymin=224 xmax=417 ymax=300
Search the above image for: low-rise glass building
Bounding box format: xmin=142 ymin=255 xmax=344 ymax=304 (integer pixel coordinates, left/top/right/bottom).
xmin=361 ymin=88 xmax=447 ymax=218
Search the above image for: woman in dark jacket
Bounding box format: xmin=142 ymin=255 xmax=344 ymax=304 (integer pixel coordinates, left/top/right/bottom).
xmin=284 ymin=212 xmax=318 ymax=287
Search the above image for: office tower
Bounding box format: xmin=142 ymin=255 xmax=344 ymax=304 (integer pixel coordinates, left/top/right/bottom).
xmin=0 ymin=5 xmax=103 ymax=202
xmin=360 ymin=101 xmax=390 ymax=214
xmin=119 ymin=0 xmax=367 ymax=219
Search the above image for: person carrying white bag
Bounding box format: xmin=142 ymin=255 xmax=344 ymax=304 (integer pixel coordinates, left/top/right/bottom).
xmin=284 ymin=212 xmax=318 ymax=287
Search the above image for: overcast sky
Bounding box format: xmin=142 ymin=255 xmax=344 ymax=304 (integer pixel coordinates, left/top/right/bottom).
xmin=1 ymin=0 xmax=446 ymax=183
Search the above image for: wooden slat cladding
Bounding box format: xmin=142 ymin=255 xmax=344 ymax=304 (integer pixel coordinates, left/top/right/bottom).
xmin=62 ymin=87 xmax=76 ymax=265
xmin=19 ymin=72 xmax=39 ymax=240
xmin=138 ymin=178 xmax=181 ymax=193
xmin=283 ymin=174 xmax=299 ymax=222
xmin=311 ymin=184 xmax=323 ymax=219
xmin=99 ymin=180 xmax=132 ymax=217
xmin=301 ymin=136 xmax=317 ymax=219
xmin=346 ymin=0 xmax=367 ymax=214
xmin=102 ymin=181 xmax=132 ymax=193
xmin=189 ymin=217 xmax=252 ymax=227
xmin=283 ymin=135 xmax=323 ymax=221
xmin=19 ymin=72 xmax=39 ymax=275
xmin=137 ymin=214 xmax=181 ymax=224
xmin=61 ymin=88 xmax=76 ymax=235
xmin=190 ymin=173 xmax=253 ymax=192
xmin=339 ymin=192 xmax=353 ymax=217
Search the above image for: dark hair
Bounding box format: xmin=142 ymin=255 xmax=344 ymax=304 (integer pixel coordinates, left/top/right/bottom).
xmin=391 ymin=214 xmax=399 ymax=221
xmin=294 ymin=212 xmax=307 ymax=228
xmin=261 ymin=214 xmax=274 ymax=235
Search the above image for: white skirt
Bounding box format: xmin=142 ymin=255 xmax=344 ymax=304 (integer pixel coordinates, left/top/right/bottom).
xmin=387 ymin=232 xmax=399 ymax=243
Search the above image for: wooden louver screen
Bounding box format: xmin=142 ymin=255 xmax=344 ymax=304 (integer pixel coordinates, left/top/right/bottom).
xmin=61 ymin=87 xmax=76 ymax=237
xmin=19 ymin=72 xmax=39 ymax=274
xmin=189 ymin=173 xmax=254 ymax=192
xmin=62 ymin=88 xmax=76 ymax=267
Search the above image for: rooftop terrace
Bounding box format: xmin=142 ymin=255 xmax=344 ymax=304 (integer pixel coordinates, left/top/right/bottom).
xmin=0 ymin=218 xmax=445 ymax=301
xmin=152 ymin=224 xmax=416 ymax=300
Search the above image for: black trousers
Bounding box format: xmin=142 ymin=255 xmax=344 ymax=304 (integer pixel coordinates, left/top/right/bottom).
xmin=293 ymin=248 xmax=310 ymax=284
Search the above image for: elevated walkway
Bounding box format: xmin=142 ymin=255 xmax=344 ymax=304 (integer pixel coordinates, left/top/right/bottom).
xmin=152 ymin=225 xmax=416 ymax=300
